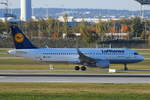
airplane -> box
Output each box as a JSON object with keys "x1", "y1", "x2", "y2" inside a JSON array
[{"x1": 8, "y1": 24, "x2": 144, "y2": 71}]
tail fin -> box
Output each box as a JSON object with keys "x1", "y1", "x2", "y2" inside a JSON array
[{"x1": 10, "y1": 25, "x2": 37, "y2": 49}]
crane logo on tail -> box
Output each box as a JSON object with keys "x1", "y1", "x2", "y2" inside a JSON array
[{"x1": 15, "y1": 33, "x2": 24, "y2": 43}]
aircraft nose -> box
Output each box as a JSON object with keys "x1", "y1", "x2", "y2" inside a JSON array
[
  {"x1": 140, "y1": 55, "x2": 144, "y2": 61},
  {"x1": 8, "y1": 50, "x2": 16, "y2": 55}
]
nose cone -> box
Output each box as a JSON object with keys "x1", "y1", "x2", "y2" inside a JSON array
[
  {"x1": 139, "y1": 55, "x2": 144, "y2": 62},
  {"x1": 8, "y1": 50, "x2": 16, "y2": 55}
]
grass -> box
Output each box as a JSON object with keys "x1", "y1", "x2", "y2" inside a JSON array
[
  {"x1": 0, "y1": 54, "x2": 14, "y2": 57},
  {"x1": 0, "y1": 64, "x2": 49, "y2": 70},
  {"x1": 0, "y1": 50, "x2": 8, "y2": 53},
  {"x1": 0, "y1": 59, "x2": 45, "y2": 65},
  {"x1": 1, "y1": 93, "x2": 150, "y2": 100},
  {"x1": 135, "y1": 50, "x2": 150, "y2": 54},
  {"x1": 0, "y1": 48, "x2": 10, "y2": 53},
  {"x1": 0, "y1": 83, "x2": 150, "y2": 100},
  {"x1": 142, "y1": 55, "x2": 150, "y2": 58}
]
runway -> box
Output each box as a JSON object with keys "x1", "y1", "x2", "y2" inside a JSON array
[{"x1": 0, "y1": 73, "x2": 150, "y2": 83}]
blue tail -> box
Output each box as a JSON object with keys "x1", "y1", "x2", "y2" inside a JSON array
[{"x1": 10, "y1": 25, "x2": 37, "y2": 49}]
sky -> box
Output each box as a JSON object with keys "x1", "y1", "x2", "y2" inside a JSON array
[{"x1": 1, "y1": 0, "x2": 150, "y2": 10}]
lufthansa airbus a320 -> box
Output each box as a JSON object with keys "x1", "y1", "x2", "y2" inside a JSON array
[{"x1": 8, "y1": 25, "x2": 144, "y2": 71}]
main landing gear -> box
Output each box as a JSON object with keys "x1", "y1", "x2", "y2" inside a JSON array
[
  {"x1": 74, "y1": 66, "x2": 87, "y2": 71},
  {"x1": 124, "y1": 64, "x2": 128, "y2": 71}
]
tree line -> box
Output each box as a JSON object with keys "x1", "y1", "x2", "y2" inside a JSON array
[{"x1": 0, "y1": 17, "x2": 150, "y2": 43}]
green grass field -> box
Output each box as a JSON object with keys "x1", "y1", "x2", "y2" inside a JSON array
[
  {"x1": 0, "y1": 83, "x2": 150, "y2": 100},
  {"x1": 2, "y1": 93, "x2": 150, "y2": 100},
  {"x1": 0, "y1": 48, "x2": 150, "y2": 73}
]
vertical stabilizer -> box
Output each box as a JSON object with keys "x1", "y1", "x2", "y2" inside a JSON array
[{"x1": 10, "y1": 25, "x2": 37, "y2": 49}]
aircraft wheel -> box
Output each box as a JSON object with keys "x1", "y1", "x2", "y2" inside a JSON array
[
  {"x1": 75, "y1": 66, "x2": 80, "y2": 71},
  {"x1": 81, "y1": 66, "x2": 87, "y2": 71}
]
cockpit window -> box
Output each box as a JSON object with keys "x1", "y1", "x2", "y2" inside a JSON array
[{"x1": 134, "y1": 52, "x2": 139, "y2": 55}]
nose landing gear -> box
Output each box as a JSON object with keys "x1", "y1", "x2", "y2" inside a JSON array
[{"x1": 124, "y1": 64, "x2": 128, "y2": 71}]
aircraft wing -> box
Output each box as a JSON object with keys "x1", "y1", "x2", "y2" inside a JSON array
[{"x1": 77, "y1": 48, "x2": 96, "y2": 64}]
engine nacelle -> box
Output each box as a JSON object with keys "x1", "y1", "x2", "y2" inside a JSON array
[{"x1": 96, "y1": 60, "x2": 110, "y2": 68}]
